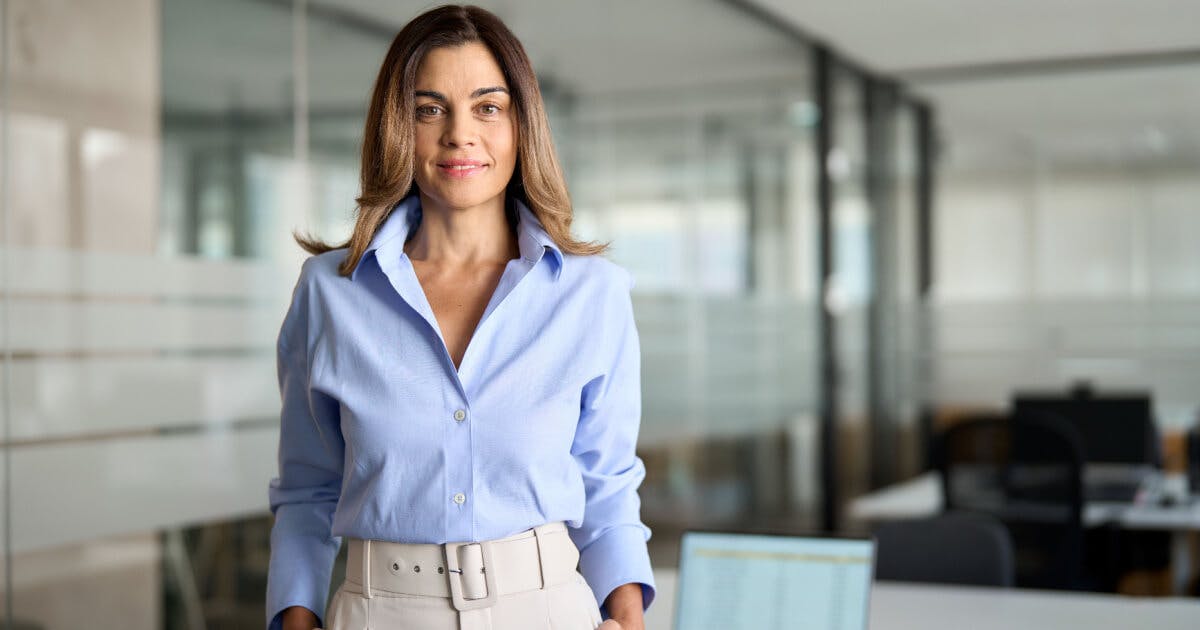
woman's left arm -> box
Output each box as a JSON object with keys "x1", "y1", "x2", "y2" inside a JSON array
[
  {"x1": 601, "y1": 583, "x2": 646, "y2": 630},
  {"x1": 568, "y1": 267, "x2": 656, "y2": 624}
]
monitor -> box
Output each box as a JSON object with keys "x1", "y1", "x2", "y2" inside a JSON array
[
  {"x1": 674, "y1": 531, "x2": 875, "y2": 630},
  {"x1": 1013, "y1": 392, "x2": 1156, "y2": 465}
]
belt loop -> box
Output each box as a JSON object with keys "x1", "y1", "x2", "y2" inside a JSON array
[
  {"x1": 361, "y1": 539, "x2": 373, "y2": 599},
  {"x1": 532, "y1": 525, "x2": 549, "y2": 589}
]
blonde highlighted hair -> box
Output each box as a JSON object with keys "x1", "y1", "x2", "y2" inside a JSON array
[{"x1": 295, "y1": 4, "x2": 607, "y2": 274}]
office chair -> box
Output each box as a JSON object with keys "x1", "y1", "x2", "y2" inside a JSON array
[
  {"x1": 874, "y1": 511, "x2": 1015, "y2": 587},
  {"x1": 1188, "y1": 421, "x2": 1200, "y2": 483},
  {"x1": 933, "y1": 411, "x2": 1087, "y2": 590}
]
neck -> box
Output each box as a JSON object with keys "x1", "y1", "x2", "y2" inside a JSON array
[{"x1": 404, "y1": 193, "x2": 518, "y2": 266}]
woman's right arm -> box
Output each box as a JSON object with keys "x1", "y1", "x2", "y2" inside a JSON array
[{"x1": 266, "y1": 260, "x2": 345, "y2": 630}]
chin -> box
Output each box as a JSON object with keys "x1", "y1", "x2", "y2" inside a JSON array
[
  {"x1": 425, "y1": 188, "x2": 506, "y2": 211},
  {"x1": 418, "y1": 177, "x2": 509, "y2": 211}
]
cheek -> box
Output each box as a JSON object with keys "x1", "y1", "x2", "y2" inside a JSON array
[
  {"x1": 497, "y1": 121, "x2": 518, "y2": 166},
  {"x1": 414, "y1": 127, "x2": 439, "y2": 162}
]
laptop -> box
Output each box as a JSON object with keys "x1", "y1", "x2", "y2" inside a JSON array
[{"x1": 674, "y1": 531, "x2": 875, "y2": 630}]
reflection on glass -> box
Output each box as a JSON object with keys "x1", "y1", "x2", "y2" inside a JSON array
[
  {"x1": 829, "y1": 64, "x2": 873, "y2": 512},
  {"x1": 306, "y1": 10, "x2": 390, "y2": 248},
  {"x1": 161, "y1": 0, "x2": 297, "y2": 260},
  {"x1": 0, "y1": 1, "x2": 934, "y2": 627},
  {"x1": 885, "y1": 103, "x2": 925, "y2": 479},
  {"x1": 560, "y1": 76, "x2": 821, "y2": 544},
  {"x1": 931, "y1": 63, "x2": 1200, "y2": 430},
  {"x1": 5, "y1": 0, "x2": 295, "y2": 628}
]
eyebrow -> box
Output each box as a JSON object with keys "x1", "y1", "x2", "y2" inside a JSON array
[{"x1": 413, "y1": 86, "x2": 510, "y2": 101}]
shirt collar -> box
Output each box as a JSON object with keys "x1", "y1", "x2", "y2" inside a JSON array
[{"x1": 350, "y1": 195, "x2": 564, "y2": 281}]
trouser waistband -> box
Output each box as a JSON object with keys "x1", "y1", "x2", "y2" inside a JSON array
[{"x1": 345, "y1": 522, "x2": 578, "y2": 612}]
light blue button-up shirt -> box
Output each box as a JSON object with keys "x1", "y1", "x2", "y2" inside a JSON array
[{"x1": 265, "y1": 195, "x2": 655, "y2": 629}]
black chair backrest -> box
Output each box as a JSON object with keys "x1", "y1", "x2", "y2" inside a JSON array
[
  {"x1": 874, "y1": 511, "x2": 1015, "y2": 587},
  {"x1": 934, "y1": 412, "x2": 1086, "y2": 590},
  {"x1": 1188, "y1": 420, "x2": 1200, "y2": 494}
]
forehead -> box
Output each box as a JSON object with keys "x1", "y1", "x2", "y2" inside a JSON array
[{"x1": 414, "y1": 42, "x2": 508, "y2": 93}]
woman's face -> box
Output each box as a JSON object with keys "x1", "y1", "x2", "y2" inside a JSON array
[{"x1": 411, "y1": 42, "x2": 518, "y2": 214}]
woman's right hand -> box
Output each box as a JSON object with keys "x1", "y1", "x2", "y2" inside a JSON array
[{"x1": 281, "y1": 605, "x2": 321, "y2": 630}]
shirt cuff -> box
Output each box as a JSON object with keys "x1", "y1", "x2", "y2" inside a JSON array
[
  {"x1": 265, "y1": 505, "x2": 340, "y2": 629},
  {"x1": 577, "y1": 525, "x2": 657, "y2": 617}
]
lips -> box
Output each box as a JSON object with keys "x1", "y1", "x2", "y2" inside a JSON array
[{"x1": 437, "y1": 158, "x2": 488, "y2": 178}]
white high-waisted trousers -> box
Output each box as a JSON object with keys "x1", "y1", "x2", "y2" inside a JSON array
[{"x1": 322, "y1": 522, "x2": 603, "y2": 630}]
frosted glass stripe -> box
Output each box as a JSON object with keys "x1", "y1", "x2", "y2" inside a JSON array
[
  {"x1": 934, "y1": 300, "x2": 1200, "y2": 325},
  {"x1": 1, "y1": 246, "x2": 299, "y2": 300},
  {"x1": 6, "y1": 355, "x2": 278, "y2": 441},
  {"x1": 634, "y1": 294, "x2": 819, "y2": 443},
  {"x1": 6, "y1": 425, "x2": 279, "y2": 554},
  {"x1": 7, "y1": 298, "x2": 283, "y2": 352}
]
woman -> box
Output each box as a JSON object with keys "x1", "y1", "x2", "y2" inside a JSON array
[{"x1": 266, "y1": 5, "x2": 654, "y2": 630}]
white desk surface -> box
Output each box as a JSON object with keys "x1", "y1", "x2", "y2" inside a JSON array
[
  {"x1": 647, "y1": 569, "x2": 1200, "y2": 630},
  {"x1": 848, "y1": 471, "x2": 1200, "y2": 531}
]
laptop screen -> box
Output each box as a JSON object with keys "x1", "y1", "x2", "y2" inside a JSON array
[{"x1": 674, "y1": 531, "x2": 875, "y2": 630}]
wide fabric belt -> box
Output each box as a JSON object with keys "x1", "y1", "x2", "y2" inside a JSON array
[{"x1": 345, "y1": 522, "x2": 579, "y2": 612}]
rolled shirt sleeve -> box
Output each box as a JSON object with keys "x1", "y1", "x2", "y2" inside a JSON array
[
  {"x1": 265, "y1": 264, "x2": 345, "y2": 630},
  {"x1": 568, "y1": 269, "x2": 656, "y2": 617}
]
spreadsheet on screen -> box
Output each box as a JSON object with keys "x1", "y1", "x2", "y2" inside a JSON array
[{"x1": 674, "y1": 532, "x2": 875, "y2": 630}]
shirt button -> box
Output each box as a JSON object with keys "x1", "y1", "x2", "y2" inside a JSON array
[
  {"x1": 453, "y1": 409, "x2": 467, "y2": 422},
  {"x1": 452, "y1": 492, "x2": 466, "y2": 505}
]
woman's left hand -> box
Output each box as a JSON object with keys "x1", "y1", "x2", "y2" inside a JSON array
[
  {"x1": 598, "y1": 618, "x2": 643, "y2": 630},
  {"x1": 601, "y1": 583, "x2": 646, "y2": 630}
]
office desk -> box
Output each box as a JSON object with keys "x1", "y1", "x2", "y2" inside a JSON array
[
  {"x1": 646, "y1": 569, "x2": 1200, "y2": 630},
  {"x1": 848, "y1": 472, "x2": 1200, "y2": 592},
  {"x1": 848, "y1": 472, "x2": 1199, "y2": 528}
]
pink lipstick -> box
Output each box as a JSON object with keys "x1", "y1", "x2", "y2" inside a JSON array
[{"x1": 437, "y1": 158, "x2": 487, "y2": 178}]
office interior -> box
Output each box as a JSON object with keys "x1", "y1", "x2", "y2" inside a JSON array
[{"x1": 1, "y1": 0, "x2": 1198, "y2": 628}]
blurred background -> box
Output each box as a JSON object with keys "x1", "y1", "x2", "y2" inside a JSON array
[{"x1": 0, "y1": 0, "x2": 1197, "y2": 628}]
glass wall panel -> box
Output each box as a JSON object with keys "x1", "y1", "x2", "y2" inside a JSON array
[
  {"x1": 2, "y1": 0, "x2": 295, "y2": 628},
  {"x1": 929, "y1": 63, "x2": 1200, "y2": 431},
  {"x1": 827, "y1": 65, "x2": 873, "y2": 516},
  {"x1": 161, "y1": 0, "x2": 298, "y2": 260},
  {"x1": 305, "y1": 6, "x2": 391, "y2": 246},
  {"x1": 885, "y1": 102, "x2": 926, "y2": 480},
  {"x1": 562, "y1": 72, "x2": 822, "y2": 550},
  {"x1": 1, "y1": 1, "x2": 932, "y2": 627},
  {"x1": 863, "y1": 85, "x2": 927, "y2": 490}
]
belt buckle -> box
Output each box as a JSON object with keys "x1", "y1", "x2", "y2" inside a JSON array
[{"x1": 444, "y1": 540, "x2": 498, "y2": 611}]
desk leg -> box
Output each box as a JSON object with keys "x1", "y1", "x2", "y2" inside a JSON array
[{"x1": 1170, "y1": 530, "x2": 1191, "y2": 595}]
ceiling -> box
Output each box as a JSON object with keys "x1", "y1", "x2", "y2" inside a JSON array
[
  {"x1": 329, "y1": 0, "x2": 812, "y2": 96},
  {"x1": 745, "y1": 0, "x2": 1200, "y2": 168},
  {"x1": 164, "y1": 0, "x2": 813, "y2": 115},
  {"x1": 163, "y1": 0, "x2": 1200, "y2": 168},
  {"x1": 744, "y1": 0, "x2": 1200, "y2": 73}
]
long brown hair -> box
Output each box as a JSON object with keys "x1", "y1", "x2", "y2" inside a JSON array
[{"x1": 295, "y1": 4, "x2": 607, "y2": 274}]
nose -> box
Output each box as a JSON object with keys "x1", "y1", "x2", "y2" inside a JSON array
[{"x1": 441, "y1": 111, "x2": 477, "y2": 148}]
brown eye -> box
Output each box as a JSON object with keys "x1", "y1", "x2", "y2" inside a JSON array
[
  {"x1": 479, "y1": 104, "x2": 500, "y2": 115},
  {"x1": 416, "y1": 104, "x2": 442, "y2": 117}
]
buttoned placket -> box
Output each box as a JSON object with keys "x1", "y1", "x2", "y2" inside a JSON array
[
  {"x1": 368, "y1": 201, "x2": 552, "y2": 543},
  {"x1": 445, "y1": 384, "x2": 474, "y2": 541}
]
